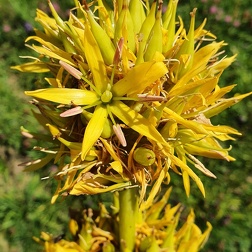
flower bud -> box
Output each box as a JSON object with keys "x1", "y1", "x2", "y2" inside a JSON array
[
  {"x1": 133, "y1": 147, "x2": 155, "y2": 166},
  {"x1": 102, "y1": 241, "x2": 116, "y2": 252}
]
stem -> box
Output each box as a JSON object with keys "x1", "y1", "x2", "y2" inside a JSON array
[{"x1": 119, "y1": 187, "x2": 138, "y2": 252}]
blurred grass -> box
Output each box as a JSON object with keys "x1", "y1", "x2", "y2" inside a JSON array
[{"x1": 0, "y1": 0, "x2": 252, "y2": 251}]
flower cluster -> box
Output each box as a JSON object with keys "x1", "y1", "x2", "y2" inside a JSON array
[
  {"x1": 34, "y1": 187, "x2": 212, "y2": 251},
  {"x1": 14, "y1": 0, "x2": 250, "y2": 205}
]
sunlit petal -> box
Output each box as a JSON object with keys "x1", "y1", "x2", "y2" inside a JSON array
[
  {"x1": 81, "y1": 105, "x2": 108, "y2": 160},
  {"x1": 84, "y1": 22, "x2": 109, "y2": 94},
  {"x1": 112, "y1": 61, "x2": 167, "y2": 97},
  {"x1": 110, "y1": 101, "x2": 167, "y2": 145},
  {"x1": 25, "y1": 88, "x2": 99, "y2": 105}
]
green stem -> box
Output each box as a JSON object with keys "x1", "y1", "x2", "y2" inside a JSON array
[{"x1": 119, "y1": 187, "x2": 138, "y2": 252}]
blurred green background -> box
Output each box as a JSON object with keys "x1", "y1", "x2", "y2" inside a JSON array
[{"x1": 0, "y1": 0, "x2": 251, "y2": 251}]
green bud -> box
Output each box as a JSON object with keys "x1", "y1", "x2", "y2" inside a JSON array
[
  {"x1": 133, "y1": 147, "x2": 155, "y2": 166},
  {"x1": 101, "y1": 90, "x2": 113, "y2": 104},
  {"x1": 101, "y1": 119, "x2": 114, "y2": 138},
  {"x1": 102, "y1": 241, "x2": 115, "y2": 252},
  {"x1": 139, "y1": 236, "x2": 152, "y2": 252}
]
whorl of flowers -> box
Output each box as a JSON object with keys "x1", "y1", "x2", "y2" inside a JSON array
[
  {"x1": 14, "y1": 0, "x2": 251, "y2": 204},
  {"x1": 34, "y1": 188, "x2": 212, "y2": 251}
]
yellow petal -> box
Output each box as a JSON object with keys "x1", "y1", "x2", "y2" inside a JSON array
[
  {"x1": 110, "y1": 101, "x2": 167, "y2": 145},
  {"x1": 84, "y1": 22, "x2": 109, "y2": 94},
  {"x1": 26, "y1": 36, "x2": 75, "y2": 65},
  {"x1": 204, "y1": 92, "x2": 252, "y2": 118},
  {"x1": 176, "y1": 9, "x2": 196, "y2": 77},
  {"x1": 81, "y1": 105, "x2": 108, "y2": 160},
  {"x1": 112, "y1": 61, "x2": 167, "y2": 97},
  {"x1": 199, "y1": 222, "x2": 212, "y2": 249},
  {"x1": 100, "y1": 138, "x2": 121, "y2": 162},
  {"x1": 163, "y1": 107, "x2": 208, "y2": 135},
  {"x1": 170, "y1": 154, "x2": 205, "y2": 197},
  {"x1": 140, "y1": 168, "x2": 167, "y2": 211},
  {"x1": 70, "y1": 180, "x2": 131, "y2": 195},
  {"x1": 145, "y1": 187, "x2": 173, "y2": 222},
  {"x1": 11, "y1": 61, "x2": 50, "y2": 73},
  {"x1": 25, "y1": 88, "x2": 99, "y2": 105},
  {"x1": 110, "y1": 161, "x2": 128, "y2": 180},
  {"x1": 172, "y1": 41, "x2": 224, "y2": 89},
  {"x1": 182, "y1": 170, "x2": 190, "y2": 197}
]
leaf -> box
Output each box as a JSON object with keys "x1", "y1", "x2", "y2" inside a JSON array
[{"x1": 25, "y1": 88, "x2": 99, "y2": 105}]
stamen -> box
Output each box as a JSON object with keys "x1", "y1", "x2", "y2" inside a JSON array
[
  {"x1": 113, "y1": 124, "x2": 127, "y2": 147},
  {"x1": 137, "y1": 94, "x2": 168, "y2": 102},
  {"x1": 60, "y1": 106, "x2": 83, "y2": 117},
  {"x1": 113, "y1": 37, "x2": 124, "y2": 65},
  {"x1": 59, "y1": 60, "x2": 83, "y2": 79}
]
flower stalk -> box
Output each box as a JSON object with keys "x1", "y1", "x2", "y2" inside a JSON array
[{"x1": 119, "y1": 187, "x2": 138, "y2": 252}]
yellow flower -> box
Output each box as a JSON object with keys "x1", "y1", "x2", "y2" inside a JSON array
[
  {"x1": 35, "y1": 187, "x2": 211, "y2": 251},
  {"x1": 33, "y1": 232, "x2": 85, "y2": 252},
  {"x1": 14, "y1": 0, "x2": 251, "y2": 200}
]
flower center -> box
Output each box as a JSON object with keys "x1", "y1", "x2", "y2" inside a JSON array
[{"x1": 101, "y1": 90, "x2": 113, "y2": 104}]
